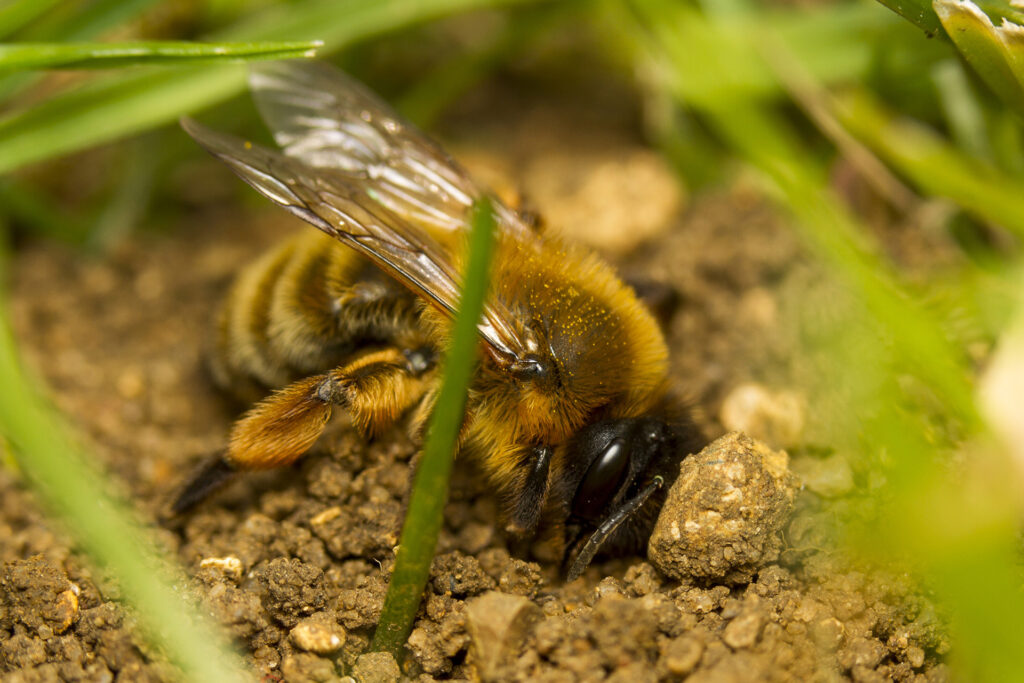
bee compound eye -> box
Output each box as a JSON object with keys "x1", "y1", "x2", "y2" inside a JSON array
[{"x1": 572, "y1": 438, "x2": 631, "y2": 521}]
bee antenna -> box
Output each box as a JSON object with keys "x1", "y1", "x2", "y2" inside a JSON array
[{"x1": 565, "y1": 475, "x2": 664, "y2": 581}]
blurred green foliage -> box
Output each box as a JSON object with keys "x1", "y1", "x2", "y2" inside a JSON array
[{"x1": 1, "y1": 0, "x2": 1024, "y2": 680}]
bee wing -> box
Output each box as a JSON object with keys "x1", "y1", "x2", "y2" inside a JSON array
[
  {"x1": 181, "y1": 117, "x2": 533, "y2": 366},
  {"x1": 247, "y1": 61, "x2": 533, "y2": 240}
]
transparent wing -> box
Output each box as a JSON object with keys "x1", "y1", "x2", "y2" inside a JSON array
[
  {"x1": 248, "y1": 61, "x2": 532, "y2": 240},
  {"x1": 181, "y1": 117, "x2": 534, "y2": 367}
]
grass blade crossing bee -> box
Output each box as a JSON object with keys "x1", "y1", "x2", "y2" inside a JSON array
[{"x1": 175, "y1": 61, "x2": 703, "y2": 579}]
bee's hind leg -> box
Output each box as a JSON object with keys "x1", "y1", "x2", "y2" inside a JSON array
[{"x1": 171, "y1": 346, "x2": 434, "y2": 514}]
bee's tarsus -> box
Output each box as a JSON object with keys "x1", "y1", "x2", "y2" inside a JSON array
[{"x1": 170, "y1": 455, "x2": 237, "y2": 515}]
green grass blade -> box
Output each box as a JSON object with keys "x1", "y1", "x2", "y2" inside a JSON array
[
  {"x1": 0, "y1": 0, "x2": 162, "y2": 105},
  {"x1": 0, "y1": 257, "x2": 251, "y2": 682},
  {"x1": 835, "y1": 87, "x2": 1024, "y2": 238},
  {"x1": 0, "y1": 40, "x2": 322, "y2": 71},
  {"x1": 372, "y1": 198, "x2": 496, "y2": 659},
  {"x1": 0, "y1": 0, "x2": 62, "y2": 39},
  {"x1": 873, "y1": 0, "x2": 944, "y2": 34},
  {"x1": 0, "y1": 0, "x2": 533, "y2": 174}
]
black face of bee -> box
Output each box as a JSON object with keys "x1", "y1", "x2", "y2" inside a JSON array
[
  {"x1": 569, "y1": 418, "x2": 676, "y2": 520},
  {"x1": 562, "y1": 416, "x2": 700, "y2": 580}
]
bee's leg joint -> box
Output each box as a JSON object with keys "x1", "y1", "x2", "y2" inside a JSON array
[{"x1": 316, "y1": 374, "x2": 348, "y2": 404}]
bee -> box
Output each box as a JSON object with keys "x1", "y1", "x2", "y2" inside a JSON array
[{"x1": 175, "y1": 61, "x2": 703, "y2": 579}]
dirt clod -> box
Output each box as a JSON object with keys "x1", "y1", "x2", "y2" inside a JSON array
[
  {"x1": 350, "y1": 651, "x2": 400, "y2": 683},
  {"x1": 1, "y1": 557, "x2": 79, "y2": 636},
  {"x1": 255, "y1": 558, "x2": 327, "y2": 628},
  {"x1": 281, "y1": 652, "x2": 337, "y2": 682},
  {"x1": 648, "y1": 432, "x2": 799, "y2": 583}
]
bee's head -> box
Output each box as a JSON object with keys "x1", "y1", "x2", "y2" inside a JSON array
[{"x1": 560, "y1": 415, "x2": 702, "y2": 580}]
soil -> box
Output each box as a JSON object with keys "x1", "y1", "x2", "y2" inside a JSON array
[{"x1": 0, "y1": 77, "x2": 952, "y2": 682}]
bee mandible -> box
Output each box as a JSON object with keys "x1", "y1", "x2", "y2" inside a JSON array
[{"x1": 175, "y1": 62, "x2": 703, "y2": 579}]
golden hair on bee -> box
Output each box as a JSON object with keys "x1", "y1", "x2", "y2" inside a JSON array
[{"x1": 174, "y1": 61, "x2": 703, "y2": 579}]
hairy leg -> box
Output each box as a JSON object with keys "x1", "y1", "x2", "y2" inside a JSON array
[{"x1": 172, "y1": 346, "x2": 434, "y2": 513}]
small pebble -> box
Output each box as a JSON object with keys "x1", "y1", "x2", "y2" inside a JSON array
[
  {"x1": 466, "y1": 591, "x2": 542, "y2": 681},
  {"x1": 792, "y1": 453, "x2": 854, "y2": 497},
  {"x1": 811, "y1": 617, "x2": 845, "y2": 652},
  {"x1": 290, "y1": 619, "x2": 345, "y2": 655},
  {"x1": 115, "y1": 368, "x2": 146, "y2": 399},
  {"x1": 840, "y1": 637, "x2": 886, "y2": 670},
  {"x1": 53, "y1": 588, "x2": 79, "y2": 634},
  {"x1": 723, "y1": 609, "x2": 765, "y2": 649},
  {"x1": 662, "y1": 634, "x2": 703, "y2": 676},
  {"x1": 524, "y1": 148, "x2": 684, "y2": 253},
  {"x1": 199, "y1": 556, "x2": 243, "y2": 581},
  {"x1": 720, "y1": 383, "x2": 805, "y2": 446}
]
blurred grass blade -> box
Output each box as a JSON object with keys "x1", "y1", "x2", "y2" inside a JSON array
[
  {"x1": 0, "y1": 265, "x2": 250, "y2": 682},
  {"x1": 89, "y1": 132, "x2": 162, "y2": 250},
  {"x1": 633, "y1": 2, "x2": 980, "y2": 437},
  {"x1": 372, "y1": 199, "x2": 496, "y2": 659},
  {"x1": 621, "y1": 2, "x2": 896, "y2": 107},
  {"x1": 835, "y1": 88, "x2": 1024, "y2": 238},
  {"x1": 399, "y1": 1, "x2": 578, "y2": 126},
  {"x1": 0, "y1": 40, "x2": 322, "y2": 71},
  {"x1": 931, "y1": 59, "x2": 993, "y2": 162},
  {"x1": 0, "y1": 178, "x2": 87, "y2": 241},
  {"x1": 625, "y1": 5, "x2": 1024, "y2": 678},
  {"x1": 20, "y1": 0, "x2": 158, "y2": 41},
  {"x1": 0, "y1": 0, "x2": 62, "y2": 39},
  {"x1": 0, "y1": 65, "x2": 248, "y2": 175},
  {"x1": 0, "y1": 0, "x2": 532, "y2": 174},
  {"x1": 759, "y1": 31, "x2": 917, "y2": 212},
  {"x1": 934, "y1": 0, "x2": 1024, "y2": 115}
]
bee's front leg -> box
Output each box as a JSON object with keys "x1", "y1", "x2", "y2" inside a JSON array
[
  {"x1": 504, "y1": 444, "x2": 554, "y2": 538},
  {"x1": 171, "y1": 347, "x2": 434, "y2": 514}
]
